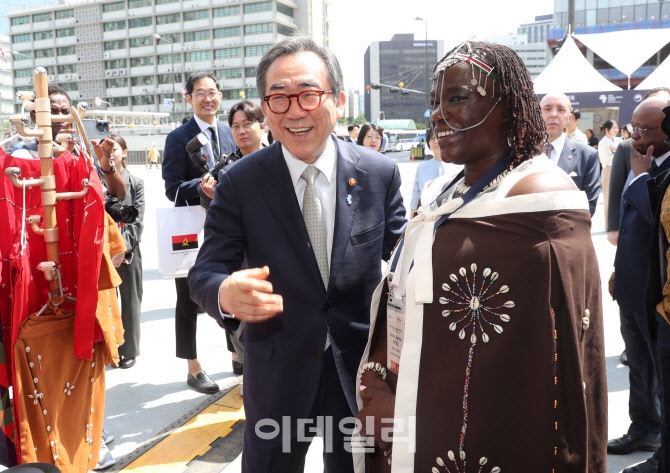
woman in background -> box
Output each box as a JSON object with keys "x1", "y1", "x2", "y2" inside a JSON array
[
  {"x1": 586, "y1": 128, "x2": 599, "y2": 149},
  {"x1": 599, "y1": 119, "x2": 621, "y2": 229},
  {"x1": 109, "y1": 134, "x2": 145, "y2": 370},
  {"x1": 357, "y1": 123, "x2": 385, "y2": 152},
  {"x1": 409, "y1": 127, "x2": 461, "y2": 217}
]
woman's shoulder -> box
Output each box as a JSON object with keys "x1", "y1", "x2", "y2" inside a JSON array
[{"x1": 501, "y1": 156, "x2": 576, "y2": 197}]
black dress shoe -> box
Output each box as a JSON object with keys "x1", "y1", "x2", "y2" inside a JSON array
[
  {"x1": 607, "y1": 434, "x2": 660, "y2": 454},
  {"x1": 232, "y1": 360, "x2": 244, "y2": 375},
  {"x1": 622, "y1": 456, "x2": 659, "y2": 473},
  {"x1": 119, "y1": 358, "x2": 136, "y2": 369},
  {"x1": 187, "y1": 371, "x2": 219, "y2": 394},
  {"x1": 620, "y1": 350, "x2": 629, "y2": 366}
]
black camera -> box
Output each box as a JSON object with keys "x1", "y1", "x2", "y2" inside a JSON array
[
  {"x1": 105, "y1": 196, "x2": 138, "y2": 224},
  {"x1": 186, "y1": 131, "x2": 235, "y2": 181},
  {"x1": 187, "y1": 132, "x2": 211, "y2": 176}
]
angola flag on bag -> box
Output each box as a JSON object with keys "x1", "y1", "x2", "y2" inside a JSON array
[
  {"x1": 156, "y1": 204, "x2": 206, "y2": 278},
  {"x1": 172, "y1": 234, "x2": 199, "y2": 251}
]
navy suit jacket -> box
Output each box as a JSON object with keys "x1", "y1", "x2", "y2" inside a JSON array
[
  {"x1": 556, "y1": 136, "x2": 601, "y2": 216},
  {"x1": 162, "y1": 117, "x2": 235, "y2": 206},
  {"x1": 188, "y1": 137, "x2": 406, "y2": 427},
  {"x1": 614, "y1": 158, "x2": 670, "y2": 314},
  {"x1": 607, "y1": 140, "x2": 632, "y2": 232}
]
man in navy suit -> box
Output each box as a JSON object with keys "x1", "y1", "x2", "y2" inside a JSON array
[
  {"x1": 609, "y1": 96, "x2": 670, "y2": 473},
  {"x1": 540, "y1": 92, "x2": 601, "y2": 216},
  {"x1": 162, "y1": 71, "x2": 235, "y2": 394},
  {"x1": 188, "y1": 36, "x2": 406, "y2": 472}
]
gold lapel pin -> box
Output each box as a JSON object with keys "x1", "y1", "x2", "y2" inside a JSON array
[{"x1": 348, "y1": 178, "x2": 357, "y2": 186}]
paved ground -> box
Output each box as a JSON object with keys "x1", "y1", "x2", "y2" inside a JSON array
[{"x1": 101, "y1": 156, "x2": 650, "y2": 473}]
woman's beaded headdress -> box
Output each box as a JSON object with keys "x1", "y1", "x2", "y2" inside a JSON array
[{"x1": 434, "y1": 42, "x2": 499, "y2": 98}]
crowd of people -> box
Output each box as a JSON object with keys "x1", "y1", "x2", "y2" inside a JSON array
[{"x1": 3, "y1": 32, "x2": 670, "y2": 473}]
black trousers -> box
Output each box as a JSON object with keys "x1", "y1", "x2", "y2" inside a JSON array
[
  {"x1": 241, "y1": 348, "x2": 355, "y2": 473},
  {"x1": 174, "y1": 276, "x2": 199, "y2": 359},
  {"x1": 117, "y1": 248, "x2": 143, "y2": 359},
  {"x1": 620, "y1": 308, "x2": 662, "y2": 441}
]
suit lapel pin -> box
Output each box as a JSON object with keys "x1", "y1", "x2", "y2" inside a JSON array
[
  {"x1": 346, "y1": 194, "x2": 352, "y2": 205},
  {"x1": 348, "y1": 178, "x2": 357, "y2": 187},
  {"x1": 568, "y1": 155, "x2": 573, "y2": 160}
]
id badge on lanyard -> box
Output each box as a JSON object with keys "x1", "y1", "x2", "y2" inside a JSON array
[
  {"x1": 384, "y1": 157, "x2": 508, "y2": 377},
  {"x1": 386, "y1": 292, "x2": 405, "y2": 375}
]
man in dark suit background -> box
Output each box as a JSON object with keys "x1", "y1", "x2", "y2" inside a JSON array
[
  {"x1": 161, "y1": 71, "x2": 235, "y2": 394},
  {"x1": 608, "y1": 88, "x2": 670, "y2": 247},
  {"x1": 540, "y1": 92, "x2": 601, "y2": 216},
  {"x1": 346, "y1": 124, "x2": 359, "y2": 143},
  {"x1": 608, "y1": 96, "x2": 670, "y2": 473},
  {"x1": 188, "y1": 36, "x2": 406, "y2": 472}
]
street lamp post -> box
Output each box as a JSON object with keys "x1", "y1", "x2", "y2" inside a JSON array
[
  {"x1": 153, "y1": 33, "x2": 176, "y2": 120},
  {"x1": 94, "y1": 97, "x2": 112, "y2": 124},
  {"x1": 415, "y1": 17, "x2": 429, "y2": 125}
]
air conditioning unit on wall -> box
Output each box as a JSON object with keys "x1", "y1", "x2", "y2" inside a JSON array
[
  {"x1": 103, "y1": 52, "x2": 110, "y2": 59},
  {"x1": 119, "y1": 70, "x2": 126, "y2": 76},
  {"x1": 105, "y1": 70, "x2": 113, "y2": 77}
]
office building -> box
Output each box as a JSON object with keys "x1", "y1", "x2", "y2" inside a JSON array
[
  {"x1": 347, "y1": 89, "x2": 360, "y2": 119},
  {"x1": 486, "y1": 14, "x2": 553, "y2": 80},
  {"x1": 364, "y1": 33, "x2": 443, "y2": 126},
  {"x1": 0, "y1": 35, "x2": 13, "y2": 116},
  {"x1": 8, "y1": 0, "x2": 328, "y2": 120}
]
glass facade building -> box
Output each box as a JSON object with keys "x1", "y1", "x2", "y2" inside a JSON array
[{"x1": 364, "y1": 34, "x2": 443, "y2": 126}]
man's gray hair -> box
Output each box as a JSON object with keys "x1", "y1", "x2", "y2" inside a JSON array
[{"x1": 256, "y1": 35, "x2": 344, "y2": 102}]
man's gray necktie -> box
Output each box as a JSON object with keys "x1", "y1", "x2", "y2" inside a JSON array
[
  {"x1": 208, "y1": 125, "x2": 219, "y2": 167},
  {"x1": 301, "y1": 165, "x2": 329, "y2": 288},
  {"x1": 543, "y1": 141, "x2": 554, "y2": 161}
]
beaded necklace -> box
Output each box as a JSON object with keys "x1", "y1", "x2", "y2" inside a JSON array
[{"x1": 454, "y1": 168, "x2": 511, "y2": 197}]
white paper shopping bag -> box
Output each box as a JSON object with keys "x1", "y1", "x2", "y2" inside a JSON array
[{"x1": 155, "y1": 204, "x2": 206, "y2": 278}]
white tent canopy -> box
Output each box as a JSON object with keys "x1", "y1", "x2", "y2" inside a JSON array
[
  {"x1": 533, "y1": 36, "x2": 622, "y2": 94},
  {"x1": 636, "y1": 52, "x2": 670, "y2": 90},
  {"x1": 574, "y1": 29, "x2": 670, "y2": 77}
]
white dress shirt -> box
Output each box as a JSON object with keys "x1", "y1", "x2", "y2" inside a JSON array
[{"x1": 546, "y1": 133, "x2": 566, "y2": 165}]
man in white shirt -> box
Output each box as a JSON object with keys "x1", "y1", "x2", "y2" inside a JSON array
[
  {"x1": 567, "y1": 109, "x2": 589, "y2": 145},
  {"x1": 540, "y1": 92, "x2": 601, "y2": 216}
]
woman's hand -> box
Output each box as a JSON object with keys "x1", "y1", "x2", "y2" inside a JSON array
[
  {"x1": 92, "y1": 138, "x2": 115, "y2": 171},
  {"x1": 357, "y1": 379, "x2": 395, "y2": 449},
  {"x1": 111, "y1": 252, "x2": 125, "y2": 268}
]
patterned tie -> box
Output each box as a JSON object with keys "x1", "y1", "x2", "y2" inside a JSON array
[
  {"x1": 208, "y1": 126, "x2": 219, "y2": 167},
  {"x1": 301, "y1": 165, "x2": 329, "y2": 288},
  {"x1": 543, "y1": 142, "x2": 554, "y2": 161}
]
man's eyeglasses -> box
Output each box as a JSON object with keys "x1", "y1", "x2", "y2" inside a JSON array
[
  {"x1": 632, "y1": 125, "x2": 662, "y2": 136},
  {"x1": 231, "y1": 121, "x2": 257, "y2": 133},
  {"x1": 189, "y1": 91, "x2": 221, "y2": 100},
  {"x1": 263, "y1": 89, "x2": 333, "y2": 114}
]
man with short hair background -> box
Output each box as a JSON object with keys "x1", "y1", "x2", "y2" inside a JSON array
[
  {"x1": 540, "y1": 92, "x2": 601, "y2": 216},
  {"x1": 347, "y1": 124, "x2": 359, "y2": 143},
  {"x1": 609, "y1": 96, "x2": 670, "y2": 473},
  {"x1": 567, "y1": 109, "x2": 588, "y2": 145},
  {"x1": 161, "y1": 71, "x2": 235, "y2": 395},
  {"x1": 188, "y1": 36, "x2": 406, "y2": 472}
]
